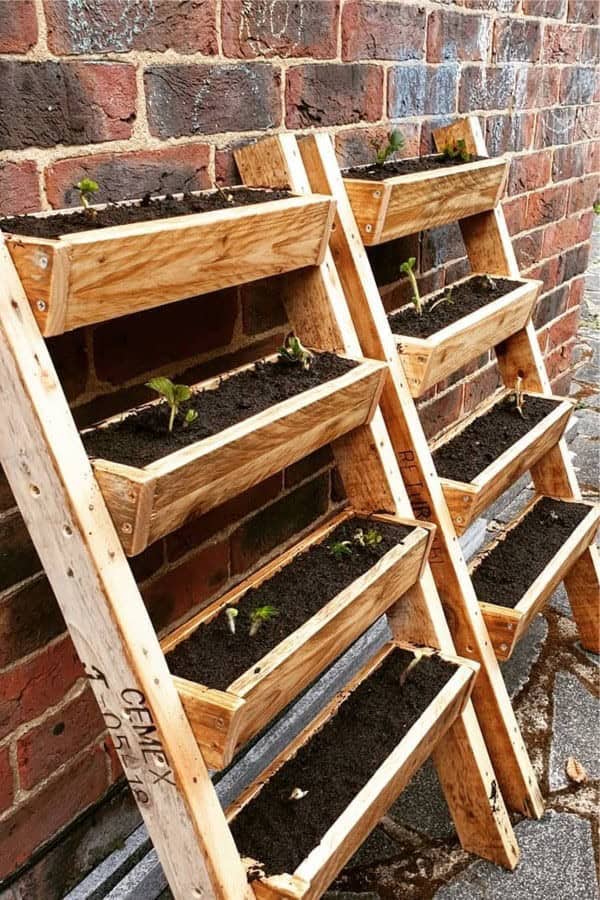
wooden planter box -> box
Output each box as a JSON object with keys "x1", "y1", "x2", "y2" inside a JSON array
[
  {"x1": 471, "y1": 498, "x2": 600, "y2": 660},
  {"x1": 433, "y1": 390, "x2": 574, "y2": 535},
  {"x1": 227, "y1": 642, "x2": 477, "y2": 899},
  {"x1": 2, "y1": 192, "x2": 335, "y2": 336},
  {"x1": 87, "y1": 353, "x2": 387, "y2": 556},
  {"x1": 343, "y1": 156, "x2": 507, "y2": 245},
  {"x1": 389, "y1": 276, "x2": 541, "y2": 398},
  {"x1": 162, "y1": 512, "x2": 434, "y2": 770}
]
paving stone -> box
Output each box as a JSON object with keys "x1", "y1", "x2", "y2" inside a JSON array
[
  {"x1": 345, "y1": 826, "x2": 402, "y2": 869},
  {"x1": 387, "y1": 758, "x2": 454, "y2": 840},
  {"x1": 434, "y1": 811, "x2": 599, "y2": 899},
  {"x1": 325, "y1": 893, "x2": 380, "y2": 899},
  {"x1": 576, "y1": 642, "x2": 600, "y2": 667},
  {"x1": 501, "y1": 614, "x2": 548, "y2": 698},
  {"x1": 570, "y1": 435, "x2": 600, "y2": 492},
  {"x1": 550, "y1": 582, "x2": 571, "y2": 616},
  {"x1": 549, "y1": 671, "x2": 600, "y2": 790}
]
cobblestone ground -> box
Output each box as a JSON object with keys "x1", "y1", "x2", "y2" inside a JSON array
[{"x1": 327, "y1": 226, "x2": 600, "y2": 900}]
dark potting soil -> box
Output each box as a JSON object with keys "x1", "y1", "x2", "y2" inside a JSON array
[
  {"x1": 387, "y1": 275, "x2": 520, "y2": 339},
  {"x1": 230, "y1": 649, "x2": 456, "y2": 875},
  {"x1": 343, "y1": 154, "x2": 485, "y2": 181},
  {"x1": 167, "y1": 516, "x2": 412, "y2": 691},
  {"x1": 433, "y1": 396, "x2": 561, "y2": 483},
  {"x1": 82, "y1": 352, "x2": 357, "y2": 468},
  {"x1": 472, "y1": 497, "x2": 591, "y2": 608},
  {"x1": 0, "y1": 188, "x2": 291, "y2": 239}
]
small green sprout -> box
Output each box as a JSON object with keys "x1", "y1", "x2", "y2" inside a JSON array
[
  {"x1": 249, "y1": 605, "x2": 279, "y2": 637},
  {"x1": 430, "y1": 285, "x2": 454, "y2": 313},
  {"x1": 145, "y1": 376, "x2": 193, "y2": 433},
  {"x1": 353, "y1": 528, "x2": 383, "y2": 550},
  {"x1": 441, "y1": 139, "x2": 473, "y2": 163},
  {"x1": 278, "y1": 333, "x2": 314, "y2": 371},
  {"x1": 329, "y1": 540, "x2": 353, "y2": 561},
  {"x1": 75, "y1": 178, "x2": 99, "y2": 213},
  {"x1": 593, "y1": 201, "x2": 600, "y2": 215},
  {"x1": 513, "y1": 375, "x2": 526, "y2": 419},
  {"x1": 372, "y1": 128, "x2": 405, "y2": 165},
  {"x1": 399, "y1": 257, "x2": 422, "y2": 316},
  {"x1": 184, "y1": 409, "x2": 198, "y2": 427},
  {"x1": 225, "y1": 607, "x2": 238, "y2": 635}
]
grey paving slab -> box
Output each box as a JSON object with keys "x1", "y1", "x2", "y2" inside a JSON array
[
  {"x1": 501, "y1": 614, "x2": 548, "y2": 699},
  {"x1": 433, "y1": 811, "x2": 599, "y2": 900},
  {"x1": 549, "y1": 671, "x2": 600, "y2": 791},
  {"x1": 387, "y1": 758, "x2": 454, "y2": 840},
  {"x1": 550, "y1": 582, "x2": 571, "y2": 616}
]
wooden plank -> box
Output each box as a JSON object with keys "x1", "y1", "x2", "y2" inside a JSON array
[
  {"x1": 5, "y1": 194, "x2": 335, "y2": 336},
  {"x1": 343, "y1": 157, "x2": 507, "y2": 244},
  {"x1": 88, "y1": 356, "x2": 387, "y2": 555},
  {"x1": 174, "y1": 679, "x2": 247, "y2": 772},
  {"x1": 0, "y1": 241, "x2": 252, "y2": 900}
]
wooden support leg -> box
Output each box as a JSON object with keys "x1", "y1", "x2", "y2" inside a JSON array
[{"x1": 236, "y1": 134, "x2": 521, "y2": 869}]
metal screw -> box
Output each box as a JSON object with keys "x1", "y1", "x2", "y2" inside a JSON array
[
  {"x1": 36, "y1": 299, "x2": 47, "y2": 312},
  {"x1": 365, "y1": 224, "x2": 373, "y2": 233},
  {"x1": 38, "y1": 255, "x2": 49, "y2": 270},
  {"x1": 122, "y1": 523, "x2": 133, "y2": 535},
  {"x1": 500, "y1": 643, "x2": 508, "y2": 653},
  {"x1": 373, "y1": 190, "x2": 381, "y2": 198}
]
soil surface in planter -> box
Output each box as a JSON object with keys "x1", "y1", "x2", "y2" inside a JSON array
[
  {"x1": 433, "y1": 396, "x2": 561, "y2": 483},
  {"x1": 343, "y1": 154, "x2": 486, "y2": 181},
  {"x1": 0, "y1": 188, "x2": 291, "y2": 239},
  {"x1": 388, "y1": 275, "x2": 520, "y2": 339},
  {"x1": 167, "y1": 516, "x2": 412, "y2": 691},
  {"x1": 231, "y1": 649, "x2": 456, "y2": 875},
  {"x1": 472, "y1": 498, "x2": 591, "y2": 608},
  {"x1": 83, "y1": 352, "x2": 357, "y2": 468}
]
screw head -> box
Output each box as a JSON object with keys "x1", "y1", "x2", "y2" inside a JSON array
[
  {"x1": 36, "y1": 299, "x2": 47, "y2": 312},
  {"x1": 121, "y1": 522, "x2": 133, "y2": 535},
  {"x1": 373, "y1": 190, "x2": 381, "y2": 198},
  {"x1": 38, "y1": 255, "x2": 49, "y2": 270},
  {"x1": 365, "y1": 224, "x2": 373, "y2": 233}
]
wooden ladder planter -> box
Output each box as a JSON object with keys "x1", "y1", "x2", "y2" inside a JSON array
[
  {"x1": 2, "y1": 190, "x2": 335, "y2": 335},
  {"x1": 343, "y1": 156, "x2": 507, "y2": 244},
  {"x1": 228, "y1": 643, "x2": 478, "y2": 900},
  {"x1": 85, "y1": 353, "x2": 387, "y2": 556},
  {"x1": 471, "y1": 497, "x2": 600, "y2": 660},
  {"x1": 161, "y1": 510, "x2": 433, "y2": 769},
  {"x1": 432, "y1": 389, "x2": 574, "y2": 535},
  {"x1": 388, "y1": 276, "x2": 541, "y2": 398}
]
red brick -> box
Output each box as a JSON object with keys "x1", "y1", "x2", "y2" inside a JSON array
[
  {"x1": 0, "y1": 744, "x2": 109, "y2": 882},
  {"x1": 493, "y1": 17, "x2": 542, "y2": 61},
  {"x1": 526, "y1": 185, "x2": 569, "y2": 229},
  {"x1": 335, "y1": 123, "x2": 420, "y2": 168},
  {"x1": 145, "y1": 63, "x2": 281, "y2": 137},
  {"x1": 427, "y1": 8, "x2": 491, "y2": 62},
  {"x1": 93, "y1": 288, "x2": 238, "y2": 385},
  {"x1": 143, "y1": 540, "x2": 229, "y2": 633},
  {"x1": 568, "y1": 276, "x2": 586, "y2": 308},
  {"x1": 462, "y1": 364, "x2": 502, "y2": 415},
  {"x1": 223, "y1": 0, "x2": 338, "y2": 59},
  {"x1": 342, "y1": 1, "x2": 426, "y2": 61},
  {"x1": 0, "y1": 466, "x2": 15, "y2": 513},
  {"x1": 44, "y1": 0, "x2": 217, "y2": 54},
  {"x1": 534, "y1": 107, "x2": 577, "y2": 148},
  {"x1": 543, "y1": 24, "x2": 584, "y2": 61},
  {"x1": 485, "y1": 112, "x2": 535, "y2": 155},
  {"x1": 550, "y1": 370, "x2": 572, "y2": 397},
  {"x1": 543, "y1": 308, "x2": 581, "y2": 352},
  {"x1": 459, "y1": 66, "x2": 516, "y2": 112},
  {"x1": 533, "y1": 284, "x2": 570, "y2": 328},
  {"x1": 0, "y1": 0, "x2": 37, "y2": 52},
  {"x1": 0, "y1": 509, "x2": 41, "y2": 593},
  {"x1": 542, "y1": 215, "x2": 580, "y2": 257},
  {"x1": 514, "y1": 66, "x2": 560, "y2": 109},
  {"x1": 568, "y1": 174, "x2": 599, "y2": 215},
  {"x1": 581, "y1": 27, "x2": 600, "y2": 63},
  {"x1": 367, "y1": 235, "x2": 420, "y2": 289},
  {"x1": 47, "y1": 329, "x2": 89, "y2": 402},
  {"x1": 503, "y1": 195, "x2": 528, "y2": 235},
  {"x1": 562, "y1": 242, "x2": 590, "y2": 281},
  {"x1": 513, "y1": 230, "x2": 544, "y2": 270},
  {"x1": 552, "y1": 144, "x2": 587, "y2": 182},
  {"x1": 45, "y1": 146, "x2": 211, "y2": 209},
  {"x1": 0, "y1": 637, "x2": 83, "y2": 741},
  {"x1": 522, "y1": 0, "x2": 566, "y2": 15},
  {"x1": 574, "y1": 106, "x2": 600, "y2": 143},
  {"x1": 285, "y1": 446, "x2": 334, "y2": 489},
  {"x1": 418, "y1": 384, "x2": 464, "y2": 440},
  {"x1": 529, "y1": 254, "x2": 565, "y2": 292},
  {"x1": 560, "y1": 66, "x2": 597, "y2": 105},
  {"x1": 0, "y1": 576, "x2": 65, "y2": 670},
  {"x1": 390, "y1": 64, "x2": 458, "y2": 118},
  {"x1": 576, "y1": 210, "x2": 594, "y2": 243},
  {"x1": 0, "y1": 745, "x2": 13, "y2": 814},
  {"x1": 589, "y1": 141, "x2": 600, "y2": 173},
  {"x1": 241, "y1": 278, "x2": 287, "y2": 335},
  {"x1": 508, "y1": 151, "x2": 552, "y2": 196},
  {"x1": 0, "y1": 161, "x2": 41, "y2": 216},
  {"x1": 567, "y1": 0, "x2": 598, "y2": 23},
  {"x1": 286, "y1": 64, "x2": 383, "y2": 128},
  {"x1": 421, "y1": 224, "x2": 465, "y2": 271},
  {"x1": 545, "y1": 339, "x2": 576, "y2": 379}
]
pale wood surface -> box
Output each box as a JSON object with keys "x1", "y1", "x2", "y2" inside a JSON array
[{"x1": 0, "y1": 242, "x2": 252, "y2": 900}]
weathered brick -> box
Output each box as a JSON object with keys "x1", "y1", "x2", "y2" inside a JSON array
[
  {"x1": 533, "y1": 284, "x2": 570, "y2": 328},
  {"x1": 17, "y1": 688, "x2": 105, "y2": 791},
  {"x1": 535, "y1": 107, "x2": 577, "y2": 147},
  {"x1": 241, "y1": 278, "x2": 287, "y2": 335},
  {"x1": 543, "y1": 24, "x2": 584, "y2": 62},
  {"x1": 462, "y1": 363, "x2": 502, "y2": 415},
  {"x1": 421, "y1": 224, "x2": 466, "y2": 271},
  {"x1": 389, "y1": 64, "x2": 458, "y2": 118},
  {"x1": 485, "y1": 112, "x2": 535, "y2": 155},
  {"x1": 145, "y1": 63, "x2": 281, "y2": 137},
  {"x1": 0, "y1": 61, "x2": 136, "y2": 151},
  {"x1": 541, "y1": 215, "x2": 580, "y2": 258},
  {"x1": 567, "y1": 0, "x2": 598, "y2": 23},
  {"x1": 0, "y1": 745, "x2": 13, "y2": 815},
  {"x1": 0, "y1": 466, "x2": 15, "y2": 513},
  {"x1": 45, "y1": 146, "x2": 211, "y2": 209},
  {"x1": 366, "y1": 235, "x2": 420, "y2": 288},
  {"x1": 93, "y1": 288, "x2": 238, "y2": 385},
  {"x1": 493, "y1": 17, "x2": 542, "y2": 61},
  {"x1": 514, "y1": 66, "x2": 560, "y2": 109},
  {"x1": 522, "y1": 0, "x2": 566, "y2": 15},
  {"x1": 230, "y1": 473, "x2": 330, "y2": 574},
  {"x1": 543, "y1": 308, "x2": 581, "y2": 352},
  {"x1": 223, "y1": 0, "x2": 338, "y2": 59},
  {"x1": 0, "y1": 576, "x2": 65, "y2": 670},
  {"x1": 552, "y1": 143, "x2": 587, "y2": 182},
  {"x1": 513, "y1": 230, "x2": 544, "y2": 270},
  {"x1": 0, "y1": 637, "x2": 82, "y2": 742},
  {"x1": 508, "y1": 151, "x2": 552, "y2": 196},
  {"x1": 458, "y1": 66, "x2": 515, "y2": 112},
  {"x1": 589, "y1": 141, "x2": 600, "y2": 173},
  {"x1": 285, "y1": 446, "x2": 334, "y2": 489},
  {"x1": 286, "y1": 64, "x2": 383, "y2": 128},
  {"x1": 418, "y1": 384, "x2": 464, "y2": 440},
  {"x1": 581, "y1": 27, "x2": 600, "y2": 63},
  {"x1": 568, "y1": 275, "x2": 586, "y2": 308},
  {"x1": 0, "y1": 744, "x2": 109, "y2": 882},
  {"x1": 0, "y1": 510, "x2": 41, "y2": 593},
  {"x1": 47, "y1": 330, "x2": 88, "y2": 402},
  {"x1": 568, "y1": 175, "x2": 599, "y2": 214},
  {"x1": 574, "y1": 105, "x2": 600, "y2": 142},
  {"x1": 562, "y1": 242, "x2": 590, "y2": 280},
  {"x1": 463, "y1": 0, "x2": 519, "y2": 9},
  {"x1": 560, "y1": 66, "x2": 597, "y2": 106},
  {"x1": 342, "y1": 1, "x2": 426, "y2": 61},
  {"x1": 545, "y1": 339, "x2": 575, "y2": 379},
  {"x1": 526, "y1": 185, "x2": 569, "y2": 229},
  {"x1": 129, "y1": 541, "x2": 164, "y2": 583},
  {"x1": 530, "y1": 254, "x2": 565, "y2": 292},
  {"x1": 503, "y1": 195, "x2": 528, "y2": 235},
  {"x1": 44, "y1": 0, "x2": 217, "y2": 54},
  {"x1": 0, "y1": 0, "x2": 37, "y2": 52},
  {"x1": 0, "y1": 161, "x2": 41, "y2": 216},
  {"x1": 427, "y1": 8, "x2": 491, "y2": 62},
  {"x1": 335, "y1": 123, "x2": 421, "y2": 168},
  {"x1": 143, "y1": 540, "x2": 229, "y2": 633},
  {"x1": 576, "y1": 210, "x2": 594, "y2": 243}
]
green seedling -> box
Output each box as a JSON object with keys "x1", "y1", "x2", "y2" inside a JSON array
[
  {"x1": 430, "y1": 285, "x2": 454, "y2": 313},
  {"x1": 513, "y1": 375, "x2": 526, "y2": 419},
  {"x1": 372, "y1": 128, "x2": 405, "y2": 165},
  {"x1": 329, "y1": 539, "x2": 353, "y2": 561},
  {"x1": 399, "y1": 257, "x2": 422, "y2": 316},
  {"x1": 278, "y1": 332, "x2": 314, "y2": 371},
  {"x1": 249, "y1": 605, "x2": 279, "y2": 637},
  {"x1": 441, "y1": 139, "x2": 473, "y2": 163},
  {"x1": 183, "y1": 409, "x2": 198, "y2": 427},
  {"x1": 75, "y1": 178, "x2": 99, "y2": 215},
  {"x1": 145, "y1": 376, "x2": 193, "y2": 433},
  {"x1": 225, "y1": 607, "x2": 239, "y2": 635},
  {"x1": 353, "y1": 528, "x2": 383, "y2": 550}
]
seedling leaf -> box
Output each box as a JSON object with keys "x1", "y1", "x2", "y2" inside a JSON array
[
  {"x1": 75, "y1": 177, "x2": 99, "y2": 212},
  {"x1": 249, "y1": 605, "x2": 279, "y2": 636},
  {"x1": 145, "y1": 376, "x2": 195, "y2": 432},
  {"x1": 373, "y1": 128, "x2": 405, "y2": 165},
  {"x1": 278, "y1": 332, "x2": 314, "y2": 370},
  {"x1": 441, "y1": 139, "x2": 473, "y2": 163},
  {"x1": 399, "y1": 257, "x2": 422, "y2": 315},
  {"x1": 225, "y1": 607, "x2": 238, "y2": 635},
  {"x1": 329, "y1": 539, "x2": 353, "y2": 561}
]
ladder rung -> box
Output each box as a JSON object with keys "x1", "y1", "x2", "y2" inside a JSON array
[{"x1": 162, "y1": 510, "x2": 433, "y2": 769}]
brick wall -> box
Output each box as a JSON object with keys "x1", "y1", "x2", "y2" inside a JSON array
[{"x1": 0, "y1": 0, "x2": 598, "y2": 894}]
